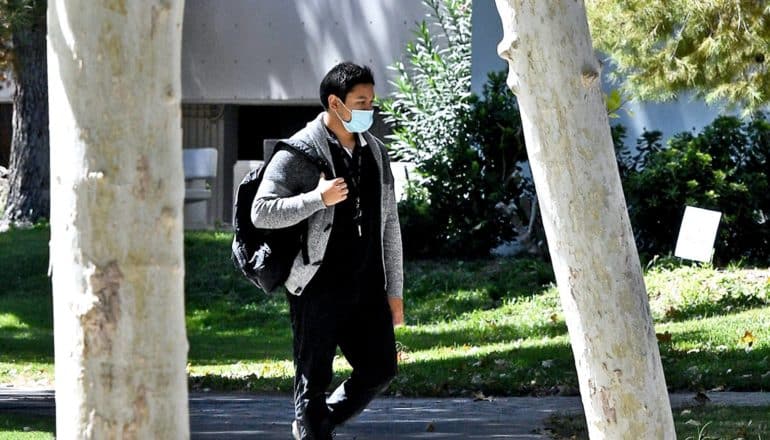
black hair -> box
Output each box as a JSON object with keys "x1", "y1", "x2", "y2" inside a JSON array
[{"x1": 319, "y1": 62, "x2": 375, "y2": 110}]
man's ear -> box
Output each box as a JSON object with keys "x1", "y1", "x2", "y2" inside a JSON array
[{"x1": 328, "y1": 95, "x2": 340, "y2": 111}]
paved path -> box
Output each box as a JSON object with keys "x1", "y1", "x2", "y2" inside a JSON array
[{"x1": 2, "y1": 388, "x2": 769, "y2": 439}]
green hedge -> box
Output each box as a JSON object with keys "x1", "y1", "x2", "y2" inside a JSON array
[{"x1": 617, "y1": 114, "x2": 770, "y2": 265}]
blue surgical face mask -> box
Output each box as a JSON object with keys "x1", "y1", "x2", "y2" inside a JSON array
[{"x1": 334, "y1": 100, "x2": 374, "y2": 133}]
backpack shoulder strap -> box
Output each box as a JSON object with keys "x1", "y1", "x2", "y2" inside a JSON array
[
  {"x1": 276, "y1": 139, "x2": 333, "y2": 177},
  {"x1": 270, "y1": 140, "x2": 332, "y2": 266}
]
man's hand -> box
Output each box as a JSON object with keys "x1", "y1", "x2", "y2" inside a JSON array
[
  {"x1": 388, "y1": 297, "x2": 404, "y2": 327},
  {"x1": 317, "y1": 173, "x2": 348, "y2": 207}
]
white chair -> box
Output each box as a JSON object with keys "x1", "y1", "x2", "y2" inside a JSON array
[{"x1": 183, "y1": 148, "x2": 218, "y2": 228}]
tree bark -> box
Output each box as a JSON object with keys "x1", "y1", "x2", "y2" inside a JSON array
[
  {"x1": 48, "y1": 1, "x2": 188, "y2": 438},
  {"x1": 494, "y1": 1, "x2": 675, "y2": 438},
  {"x1": 3, "y1": 12, "x2": 50, "y2": 224}
]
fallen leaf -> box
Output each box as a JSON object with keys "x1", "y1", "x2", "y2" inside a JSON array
[
  {"x1": 549, "y1": 313, "x2": 559, "y2": 323},
  {"x1": 741, "y1": 331, "x2": 756, "y2": 347}
]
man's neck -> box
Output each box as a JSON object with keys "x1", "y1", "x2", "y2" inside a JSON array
[{"x1": 323, "y1": 112, "x2": 356, "y2": 149}]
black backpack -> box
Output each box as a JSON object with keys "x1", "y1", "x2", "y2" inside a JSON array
[{"x1": 231, "y1": 141, "x2": 332, "y2": 293}]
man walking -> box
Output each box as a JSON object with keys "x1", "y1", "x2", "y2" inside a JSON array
[{"x1": 251, "y1": 62, "x2": 404, "y2": 440}]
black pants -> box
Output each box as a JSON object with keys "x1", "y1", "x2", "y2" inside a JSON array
[{"x1": 286, "y1": 277, "x2": 397, "y2": 439}]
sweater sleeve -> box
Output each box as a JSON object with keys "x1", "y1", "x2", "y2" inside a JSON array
[
  {"x1": 380, "y1": 149, "x2": 404, "y2": 299},
  {"x1": 251, "y1": 149, "x2": 327, "y2": 229}
]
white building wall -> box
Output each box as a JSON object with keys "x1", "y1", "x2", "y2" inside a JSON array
[{"x1": 181, "y1": 0, "x2": 428, "y2": 104}]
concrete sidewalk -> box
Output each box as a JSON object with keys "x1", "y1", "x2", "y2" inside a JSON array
[{"x1": 2, "y1": 388, "x2": 769, "y2": 439}]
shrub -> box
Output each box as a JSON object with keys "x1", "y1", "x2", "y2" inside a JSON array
[
  {"x1": 380, "y1": 0, "x2": 472, "y2": 165},
  {"x1": 396, "y1": 182, "x2": 436, "y2": 259},
  {"x1": 619, "y1": 114, "x2": 770, "y2": 264},
  {"x1": 393, "y1": 70, "x2": 532, "y2": 258},
  {"x1": 382, "y1": 0, "x2": 480, "y2": 257},
  {"x1": 465, "y1": 71, "x2": 529, "y2": 226},
  {"x1": 381, "y1": 0, "x2": 532, "y2": 258}
]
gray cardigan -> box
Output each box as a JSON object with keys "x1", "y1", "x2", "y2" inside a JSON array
[{"x1": 251, "y1": 113, "x2": 404, "y2": 299}]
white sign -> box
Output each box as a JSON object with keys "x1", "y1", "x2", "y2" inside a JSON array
[{"x1": 674, "y1": 206, "x2": 722, "y2": 262}]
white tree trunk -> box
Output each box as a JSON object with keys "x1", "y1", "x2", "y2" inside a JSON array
[
  {"x1": 494, "y1": 1, "x2": 675, "y2": 438},
  {"x1": 48, "y1": 1, "x2": 189, "y2": 438}
]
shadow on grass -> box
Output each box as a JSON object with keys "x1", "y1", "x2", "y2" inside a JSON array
[
  {"x1": 658, "y1": 294, "x2": 770, "y2": 323},
  {"x1": 189, "y1": 372, "x2": 295, "y2": 393},
  {"x1": 392, "y1": 342, "x2": 578, "y2": 397},
  {"x1": 188, "y1": 341, "x2": 580, "y2": 397},
  {"x1": 0, "y1": 227, "x2": 54, "y2": 365},
  {"x1": 544, "y1": 404, "x2": 770, "y2": 440},
  {"x1": 398, "y1": 320, "x2": 568, "y2": 351},
  {"x1": 0, "y1": 227, "x2": 53, "y2": 330},
  {"x1": 187, "y1": 330, "x2": 293, "y2": 365},
  {"x1": 656, "y1": 326, "x2": 770, "y2": 392},
  {"x1": 0, "y1": 328, "x2": 53, "y2": 363},
  {"x1": 404, "y1": 259, "x2": 556, "y2": 324},
  {"x1": 0, "y1": 411, "x2": 55, "y2": 438}
]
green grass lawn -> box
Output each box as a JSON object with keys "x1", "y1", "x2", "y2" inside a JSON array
[
  {"x1": 545, "y1": 405, "x2": 770, "y2": 439},
  {"x1": 1, "y1": 226, "x2": 769, "y2": 398},
  {"x1": 0, "y1": 413, "x2": 55, "y2": 440}
]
